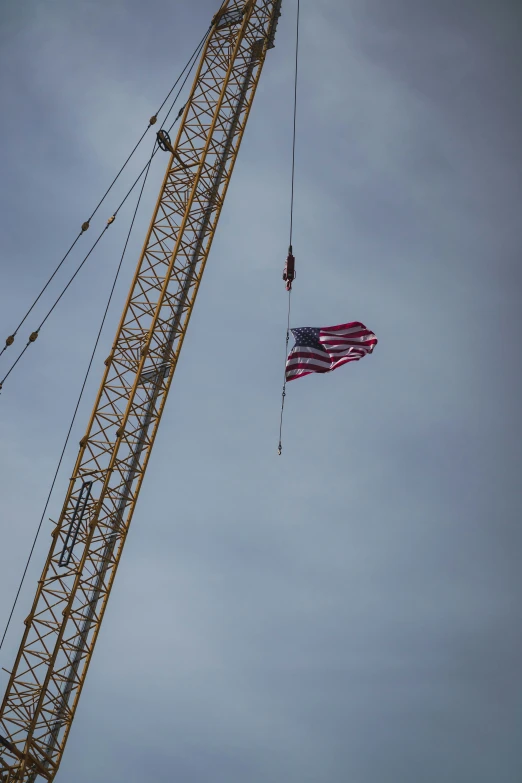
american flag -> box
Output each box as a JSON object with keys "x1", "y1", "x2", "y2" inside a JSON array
[{"x1": 285, "y1": 321, "x2": 377, "y2": 382}]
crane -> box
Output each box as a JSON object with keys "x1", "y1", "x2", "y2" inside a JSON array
[{"x1": 0, "y1": 1, "x2": 283, "y2": 779}]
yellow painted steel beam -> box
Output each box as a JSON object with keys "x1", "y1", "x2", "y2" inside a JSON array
[{"x1": 0, "y1": 1, "x2": 283, "y2": 780}]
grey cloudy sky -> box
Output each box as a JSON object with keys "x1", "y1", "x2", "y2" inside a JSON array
[{"x1": 1, "y1": 1, "x2": 521, "y2": 781}]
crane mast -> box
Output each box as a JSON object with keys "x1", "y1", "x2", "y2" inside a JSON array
[{"x1": 0, "y1": 1, "x2": 282, "y2": 779}]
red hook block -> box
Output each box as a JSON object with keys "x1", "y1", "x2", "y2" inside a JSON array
[{"x1": 282, "y1": 248, "x2": 296, "y2": 291}]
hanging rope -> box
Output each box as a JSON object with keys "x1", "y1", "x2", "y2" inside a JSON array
[
  {"x1": 288, "y1": 0, "x2": 300, "y2": 252},
  {"x1": 0, "y1": 25, "x2": 210, "y2": 362},
  {"x1": 278, "y1": 0, "x2": 300, "y2": 456},
  {"x1": 277, "y1": 291, "x2": 292, "y2": 455},
  {"x1": 0, "y1": 20, "x2": 211, "y2": 642},
  {"x1": 0, "y1": 152, "x2": 155, "y2": 655},
  {"x1": 0, "y1": 31, "x2": 205, "y2": 393}
]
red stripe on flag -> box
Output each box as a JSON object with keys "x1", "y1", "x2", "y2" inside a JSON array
[{"x1": 321, "y1": 321, "x2": 366, "y2": 332}]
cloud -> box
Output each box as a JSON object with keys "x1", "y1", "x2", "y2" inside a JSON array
[{"x1": 0, "y1": 1, "x2": 521, "y2": 782}]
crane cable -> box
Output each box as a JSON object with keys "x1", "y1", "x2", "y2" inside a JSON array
[
  {"x1": 0, "y1": 25, "x2": 211, "y2": 364},
  {"x1": 0, "y1": 150, "x2": 156, "y2": 656},
  {"x1": 0, "y1": 30, "x2": 208, "y2": 393},
  {"x1": 278, "y1": 0, "x2": 300, "y2": 456},
  {"x1": 0, "y1": 21, "x2": 210, "y2": 650}
]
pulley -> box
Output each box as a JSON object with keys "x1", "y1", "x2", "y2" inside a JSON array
[{"x1": 157, "y1": 129, "x2": 174, "y2": 154}]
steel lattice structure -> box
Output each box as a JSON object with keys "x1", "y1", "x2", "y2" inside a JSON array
[{"x1": 0, "y1": 1, "x2": 282, "y2": 779}]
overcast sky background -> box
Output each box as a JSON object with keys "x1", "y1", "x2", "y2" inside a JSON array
[{"x1": 1, "y1": 1, "x2": 521, "y2": 781}]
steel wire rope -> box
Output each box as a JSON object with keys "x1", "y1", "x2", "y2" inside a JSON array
[
  {"x1": 0, "y1": 150, "x2": 156, "y2": 655},
  {"x1": 0, "y1": 30, "x2": 207, "y2": 393},
  {"x1": 0, "y1": 25, "x2": 211, "y2": 361},
  {"x1": 0, "y1": 18, "x2": 211, "y2": 645},
  {"x1": 288, "y1": 0, "x2": 300, "y2": 252},
  {"x1": 278, "y1": 0, "x2": 300, "y2": 456}
]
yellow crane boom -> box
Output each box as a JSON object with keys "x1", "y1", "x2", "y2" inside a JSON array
[{"x1": 0, "y1": 1, "x2": 282, "y2": 779}]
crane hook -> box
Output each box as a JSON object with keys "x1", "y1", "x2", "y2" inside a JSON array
[{"x1": 282, "y1": 246, "x2": 296, "y2": 291}]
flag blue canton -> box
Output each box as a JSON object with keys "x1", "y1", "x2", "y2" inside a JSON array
[{"x1": 291, "y1": 327, "x2": 326, "y2": 351}]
